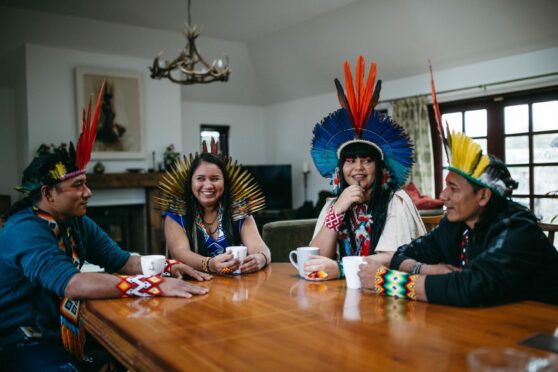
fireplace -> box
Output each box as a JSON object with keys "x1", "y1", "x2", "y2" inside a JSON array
[
  {"x1": 85, "y1": 172, "x2": 167, "y2": 255},
  {"x1": 87, "y1": 204, "x2": 147, "y2": 255}
]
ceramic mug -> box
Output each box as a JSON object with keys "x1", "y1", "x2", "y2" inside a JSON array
[
  {"x1": 140, "y1": 255, "x2": 166, "y2": 275},
  {"x1": 289, "y1": 247, "x2": 320, "y2": 278},
  {"x1": 226, "y1": 246, "x2": 248, "y2": 274}
]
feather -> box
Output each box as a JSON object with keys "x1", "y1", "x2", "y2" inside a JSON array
[
  {"x1": 210, "y1": 137, "x2": 218, "y2": 154},
  {"x1": 343, "y1": 61, "x2": 357, "y2": 124},
  {"x1": 334, "y1": 78, "x2": 352, "y2": 123},
  {"x1": 428, "y1": 60, "x2": 450, "y2": 162},
  {"x1": 75, "y1": 80, "x2": 105, "y2": 170}
]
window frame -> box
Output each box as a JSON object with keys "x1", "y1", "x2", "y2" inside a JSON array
[{"x1": 429, "y1": 86, "x2": 558, "y2": 216}]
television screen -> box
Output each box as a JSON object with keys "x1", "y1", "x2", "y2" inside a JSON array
[{"x1": 243, "y1": 164, "x2": 292, "y2": 210}]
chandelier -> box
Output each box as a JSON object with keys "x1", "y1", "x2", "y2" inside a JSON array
[{"x1": 149, "y1": 0, "x2": 230, "y2": 85}]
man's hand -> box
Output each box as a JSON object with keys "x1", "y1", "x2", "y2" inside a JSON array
[
  {"x1": 420, "y1": 264, "x2": 462, "y2": 275},
  {"x1": 159, "y1": 277, "x2": 209, "y2": 298},
  {"x1": 359, "y1": 257, "x2": 383, "y2": 291},
  {"x1": 172, "y1": 263, "x2": 212, "y2": 281},
  {"x1": 303, "y1": 255, "x2": 339, "y2": 280}
]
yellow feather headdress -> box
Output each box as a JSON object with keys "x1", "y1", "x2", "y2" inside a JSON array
[
  {"x1": 430, "y1": 62, "x2": 506, "y2": 196},
  {"x1": 157, "y1": 154, "x2": 266, "y2": 220}
]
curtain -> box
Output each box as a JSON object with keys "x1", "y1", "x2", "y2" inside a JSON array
[{"x1": 392, "y1": 96, "x2": 435, "y2": 197}]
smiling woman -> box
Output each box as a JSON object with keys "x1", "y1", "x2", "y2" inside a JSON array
[{"x1": 159, "y1": 151, "x2": 271, "y2": 276}]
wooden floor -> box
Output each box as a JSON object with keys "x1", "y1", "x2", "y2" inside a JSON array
[{"x1": 82, "y1": 263, "x2": 558, "y2": 371}]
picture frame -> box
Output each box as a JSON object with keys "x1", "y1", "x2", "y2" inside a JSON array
[{"x1": 75, "y1": 67, "x2": 145, "y2": 159}]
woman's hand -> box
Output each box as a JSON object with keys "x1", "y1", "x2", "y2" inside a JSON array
[
  {"x1": 171, "y1": 263, "x2": 212, "y2": 281},
  {"x1": 303, "y1": 255, "x2": 339, "y2": 280},
  {"x1": 333, "y1": 184, "x2": 364, "y2": 214},
  {"x1": 240, "y1": 253, "x2": 266, "y2": 274},
  {"x1": 209, "y1": 252, "x2": 239, "y2": 274}
]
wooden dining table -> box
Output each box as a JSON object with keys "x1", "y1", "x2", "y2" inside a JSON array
[{"x1": 82, "y1": 263, "x2": 558, "y2": 371}]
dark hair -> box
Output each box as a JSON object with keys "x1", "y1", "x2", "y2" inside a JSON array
[
  {"x1": 7, "y1": 153, "x2": 63, "y2": 218},
  {"x1": 469, "y1": 156, "x2": 519, "y2": 222},
  {"x1": 338, "y1": 142, "x2": 394, "y2": 255},
  {"x1": 183, "y1": 153, "x2": 240, "y2": 254}
]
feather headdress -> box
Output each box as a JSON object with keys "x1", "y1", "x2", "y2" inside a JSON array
[
  {"x1": 157, "y1": 142, "x2": 266, "y2": 220},
  {"x1": 311, "y1": 56, "x2": 414, "y2": 192},
  {"x1": 429, "y1": 62, "x2": 506, "y2": 195},
  {"x1": 17, "y1": 81, "x2": 105, "y2": 194}
]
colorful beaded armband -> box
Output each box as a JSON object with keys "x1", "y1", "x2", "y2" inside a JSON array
[
  {"x1": 325, "y1": 206, "x2": 344, "y2": 231},
  {"x1": 116, "y1": 275, "x2": 164, "y2": 297},
  {"x1": 163, "y1": 259, "x2": 184, "y2": 277},
  {"x1": 374, "y1": 266, "x2": 417, "y2": 301}
]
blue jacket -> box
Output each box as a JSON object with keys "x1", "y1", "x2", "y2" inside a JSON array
[{"x1": 0, "y1": 207, "x2": 130, "y2": 340}]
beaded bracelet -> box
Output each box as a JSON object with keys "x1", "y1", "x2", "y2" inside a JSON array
[
  {"x1": 116, "y1": 275, "x2": 164, "y2": 297},
  {"x1": 201, "y1": 257, "x2": 211, "y2": 273},
  {"x1": 374, "y1": 266, "x2": 417, "y2": 301},
  {"x1": 258, "y1": 252, "x2": 269, "y2": 267},
  {"x1": 163, "y1": 259, "x2": 184, "y2": 277},
  {"x1": 325, "y1": 206, "x2": 345, "y2": 231}
]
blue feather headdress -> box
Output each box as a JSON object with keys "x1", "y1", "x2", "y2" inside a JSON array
[{"x1": 311, "y1": 56, "x2": 414, "y2": 193}]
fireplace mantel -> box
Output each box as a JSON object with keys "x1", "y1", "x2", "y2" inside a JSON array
[
  {"x1": 86, "y1": 172, "x2": 167, "y2": 255},
  {"x1": 86, "y1": 172, "x2": 165, "y2": 189}
]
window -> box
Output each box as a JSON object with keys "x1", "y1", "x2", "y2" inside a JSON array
[
  {"x1": 430, "y1": 87, "x2": 558, "y2": 222},
  {"x1": 200, "y1": 124, "x2": 229, "y2": 156}
]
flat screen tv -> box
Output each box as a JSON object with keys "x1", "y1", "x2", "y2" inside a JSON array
[{"x1": 243, "y1": 164, "x2": 292, "y2": 210}]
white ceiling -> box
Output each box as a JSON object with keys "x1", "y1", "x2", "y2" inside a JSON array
[{"x1": 1, "y1": 0, "x2": 558, "y2": 105}]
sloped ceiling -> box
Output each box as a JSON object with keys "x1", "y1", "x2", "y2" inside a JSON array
[{"x1": 1, "y1": 0, "x2": 558, "y2": 105}]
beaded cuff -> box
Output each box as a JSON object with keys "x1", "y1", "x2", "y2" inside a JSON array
[
  {"x1": 325, "y1": 206, "x2": 344, "y2": 231},
  {"x1": 116, "y1": 275, "x2": 164, "y2": 297},
  {"x1": 374, "y1": 266, "x2": 417, "y2": 301}
]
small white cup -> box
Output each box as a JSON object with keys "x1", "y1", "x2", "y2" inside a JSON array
[
  {"x1": 289, "y1": 247, "x2": 320, "y2": 278},
  {"x1": 140, "y1": 255, "x2": 166, "y2": 275},
  {"x1": 342, "y1": 256, "x2": 367, "y2": 289},
  {"x1": 226, "y1": 246, "x2": 247, "y2": 274}
]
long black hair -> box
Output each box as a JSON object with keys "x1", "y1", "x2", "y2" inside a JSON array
[
  {"x1": 338, "y1": 142, "x2": 395, "y2": 255},
  {"x1": 183, "y1": 153, "x2": 241, "y2": 254}
]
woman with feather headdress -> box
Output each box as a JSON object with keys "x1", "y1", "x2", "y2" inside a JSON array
[
  {"x1": 159, "y1": 140, "x2": 270, "y2": 275},
  {"x1": 304, "y1": 57, "x2": 426, "y2": 280}
]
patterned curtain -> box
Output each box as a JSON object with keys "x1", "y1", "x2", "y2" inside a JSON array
[{"x1": 392, "y1": 96, "x2": 435, "y2": 197}]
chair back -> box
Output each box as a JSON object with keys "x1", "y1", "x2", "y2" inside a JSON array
[
  {"x1": 421, "y1": 214, "x2": 444, "y2": 232},
  {"x1": 539, "y1": 223, "x2": 558, "y2": 246},
  {"x1": 262, "y1": 218, "x2": 317, "y2": 262}
]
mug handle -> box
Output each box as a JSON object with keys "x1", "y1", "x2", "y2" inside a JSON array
[{"x1": 289, "y1": 251, "x2": 298, "y2": 270}]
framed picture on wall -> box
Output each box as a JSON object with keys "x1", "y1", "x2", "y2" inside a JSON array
[{"x1": 75, "y1": 67, "x2": 145, "y2": 159}]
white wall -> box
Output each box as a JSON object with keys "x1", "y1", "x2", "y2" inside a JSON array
[
  {"x1": 181, "y1": 102, "x2": 266, "y2": 164},
  {"x1": 0, "y1": 88, "x2": 19, "y2": 202},
  {"x1": 24, "y1": 44, "x2": 182, "y2": 174}
]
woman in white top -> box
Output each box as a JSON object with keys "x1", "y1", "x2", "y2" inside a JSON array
[
  {"x1": 306, "y1": 142, "x2": 425, "y2": 279},
  {"x1": 304, "y1": 56, "x2": 425, "y2": 280}
]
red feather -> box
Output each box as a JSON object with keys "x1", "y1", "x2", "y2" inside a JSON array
[
  {"x1": 342, "y1": 57, "x2": 379, "y2": 137},
  {"x1": 428, "y1": 60, "x2": 449, "y2": 159},
  {"x1": 76, "y1": 80, "x2": 105, "y2": 169}
]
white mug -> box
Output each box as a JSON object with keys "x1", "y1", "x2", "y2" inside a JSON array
[
  {"x1": 289, "y1": 247, "x2": 320, "y2": 278},
  {"x1": 342, "y1": 256, "x2": 367, "y2": 289},
  {"x1": 226, "y1": 246, "x2": 247, "y2": 274},
  {"x1": 140, "y1": 255, "x2": 166, "y2": 276}
]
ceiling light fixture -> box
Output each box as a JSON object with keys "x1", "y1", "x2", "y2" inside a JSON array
[{"x1": 149, "y1": 0, "x2": 230, "y2": 85}]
